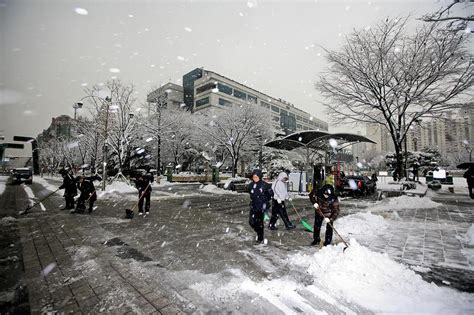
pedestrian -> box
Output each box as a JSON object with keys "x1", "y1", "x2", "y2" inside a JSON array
[
  {"x1": 132, "y1": 171, "x2": 154, "y2": 215},
  {"x1": 371, "y1": 172, "x2": 378, "y2": 183},
  {"x1": 59, "y1": 168, "x2": 77, "y2": 210},
  {"x1": 309, "y1": 184, "x2": 340, "y2": 247},
  {"x1": 72, "y1": 175, "x2": 97, "y2": 214},
  {"x1": 248, "y1": 169, "x2": 273, "y2": 244},
  {"x1": 268, "y1": 171, "x2": 295, "y2": 230},
  {"x1": 413, "y1": 162, "x2": 419, "y2": 182},
  {"x1": 463, "y1": 166, "x2": 474, "y2": 199}
]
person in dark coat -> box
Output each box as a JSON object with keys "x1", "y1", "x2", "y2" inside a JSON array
[
  {"x1": 309, "y1": 184, "x2": 340, "y2": 246},
  {"x1": 248, "y1": 169, "x2": 273, "y2": 244},
  {"x1": 463, "y1": 166, "x2": 474, "y2": 199},
  {"x1": 59, "y1": 168, "x2": 77, "y2": 210},
  {"x1": 132, "y1": 172, "x2": 154, "y2": 215},
  {"x1": 72, "y1": 175, "x2": 97, "y2": 214}
]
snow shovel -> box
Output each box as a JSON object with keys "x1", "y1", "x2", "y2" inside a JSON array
[
  {"x1": 314, "y1": 198, "x2": 349, "y2": 252},
  {"x1": 125, "y1": 184, "x2": 150, "y2": 219},
  {"x1": 21, "y1": 188, "x2": 60, "y2": 215},
  {"x1": 75, "y1": 191, "x2": 97, "y2": 213},
  {"x1": 288, "y1": 200, "x2": 314, "y2": 233}
]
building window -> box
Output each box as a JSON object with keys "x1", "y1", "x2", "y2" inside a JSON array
[
  {"x1": 289, "y1": 112, "x2": 295, "y2": 118},
  {"x1": 196, "y1": 82, "x2": 216, "y2": 94},
  {"x1": 280, "y1": 109, "x2": 288, "y2": 116},
  {"x1": 272, "y1": 116, "x2": 279, "y2": 122},
  {"x1": 233, "y1": 89, "x2": 247, "y2": 100},
  {"x1": 271, "y1": 105, "x2": 280, "y2": 113},
  {"x1": 297, "y1": 124, "x2": 302, "y2": 130},
  {"x1": 247, "y1": 94, "x2": 257, "y2": 104},
  {"x1": 217, "y1": 83, "x2": 232, "y2": 95},
  {"x1": 196, "y1": 97, "x2": 209, "y2": 107},
  {"x1": 260, "y1": 101, "x2": 271, "y2": 109},
  {"x1": 296, "y1": 115, "x2": 302, "y2": 121},
  {"x1": 218, "y1": 98, "x2": 232, "y2": 107},
  {"x1": 303, "y1": 118, "x2": 309, "y2": 124}
]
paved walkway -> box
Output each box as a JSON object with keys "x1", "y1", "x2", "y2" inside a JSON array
[
  {"x1": 343, "y1": 190, "x2": 474, "y2": 292},
  {"x1": 1, "y1": 176, "x2": 473, "y2": 313}
]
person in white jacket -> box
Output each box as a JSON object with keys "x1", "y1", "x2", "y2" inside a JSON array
[{"x1": 268, "y1": 172, "x2": 296, "y2": 230}]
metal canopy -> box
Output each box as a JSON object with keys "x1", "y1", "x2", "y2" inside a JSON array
[{"x1": 264, "y1": 130, "x2": 376, "y2": 151}]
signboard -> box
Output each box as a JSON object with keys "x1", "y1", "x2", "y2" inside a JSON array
[{"x1": 433, "y1": 169, "x2": 446, "y2": 179}]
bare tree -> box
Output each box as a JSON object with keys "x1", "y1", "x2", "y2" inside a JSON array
[
  {"x1": 421, "y1": 0, "x2": 474, "y2": 32},
  {"x1": 86, "y1": 80, "x2": 139, "y2": 179},
  {"x1": 317, "y1": 17, "x2": 473, "y2": 179},
  {"x1": 139, "y1": 96, "x2": 189, "y2": 174},
  {"x1": 194, "y1": 103, "x2": 275, "y2": 177}
]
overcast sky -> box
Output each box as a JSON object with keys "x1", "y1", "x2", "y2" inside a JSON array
[{"x1": 0, "y1": 0, "x2": 471, "y2": 141}]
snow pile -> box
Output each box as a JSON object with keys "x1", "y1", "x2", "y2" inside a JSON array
[
  {"x1": 290, "y1": 240, "x2": 474, "y2": 314},
  {"x1": 200, "y1": 184, "x2": 236, "y2": 195},
  {"x1": 189, "y1": 239, "x2": 474, "y2": 313},
  {"x1": 98, "y1": 181, "x2": 136, "y2": 199},
  {"x1": 0, "y1": 216, "x2": 17, "y2": 225},
  {"x1": 366, "y1": 195, "x2": 441, "y2": 212},
  {"x1": 337, "y1": 212, "x2": 388, "y2": 237}
]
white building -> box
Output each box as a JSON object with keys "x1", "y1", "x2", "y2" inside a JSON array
[
  {"x1": 182, "y1": 68, "x2": 328, "y2": 134},
  {"x1": 146, "y1": 82, "x2": 184, "y2": 111}
]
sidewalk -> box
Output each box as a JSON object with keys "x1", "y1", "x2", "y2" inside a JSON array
[
  {"x1": 19, "y1": 210, "x2": 184, "y2": 314},
  {"x1": 3, "y1": 176, "x2": 474, "y2": 313}
]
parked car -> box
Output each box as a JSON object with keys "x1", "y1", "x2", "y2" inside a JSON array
[
  {"x1": 11, "y1": 167, "x2": 33, "y2": 184},
  {"x1": 338, "y1": 175, "x2": 376, "y2": 197}
]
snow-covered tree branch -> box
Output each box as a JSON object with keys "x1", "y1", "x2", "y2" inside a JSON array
[{"x1": 317, "y1": 17, "x2": 473, "y2": 179}]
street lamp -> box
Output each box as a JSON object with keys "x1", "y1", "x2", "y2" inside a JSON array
[
  {"x1": 101, "y1": 96, "x2": 112, "y2": 191},
  {"x1": 73, "y1": 102, "x2": 83, "y2": 119}
]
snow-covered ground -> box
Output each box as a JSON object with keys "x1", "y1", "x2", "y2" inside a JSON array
[
  {"x1": 15, "y1": 173, "x2": 474, "y2": 313},
  {"x1": 199, "y1": 184, "x2": 237, "y2": 195},
  {"x1": 181, "y1": 194, "x2": 473, "y2": 313}
]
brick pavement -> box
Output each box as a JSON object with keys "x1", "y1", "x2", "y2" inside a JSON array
[
  {"x1": 343, "y1": 191, "x2": 474, "y2": 292},
  {"x1": 9, "y1": 178, "x2": 474, "y2": 314},
  {"x1": 19, "y1": 210, "x2": 186, "y2": 314}
]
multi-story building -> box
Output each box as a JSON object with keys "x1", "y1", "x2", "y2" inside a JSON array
[
  {"x1": 182, "y1": 68, "x2": 328, "y2": 134},
  {"x1": 363, "y1": 124, "x2": 395, "y2": 156},
  {"x1": 146, "y1": 82, "x2": 184, "y2": 111},
  {"x1": 406, "y1": 109, "x2": 473, "y2": 163},
  {"x1": 361, "y1": 107, "x2": 473, "y2": 164},
  {"x1": 37, "y1": 115, "x2": 74, "y2": 142}
]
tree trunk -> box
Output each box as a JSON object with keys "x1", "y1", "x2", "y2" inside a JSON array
[{"x1": 232, "y1": 158, "x2": 238, "y2": 177}]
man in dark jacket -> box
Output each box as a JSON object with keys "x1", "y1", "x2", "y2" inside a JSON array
[
  {"x1": 59, "y1": 168, "x2": 77, "y2": 210},
  {"x1": 464, "y1": 166, "x2": 474, "y2": 199},
  {"x1": 73, "y1": 175, "x2": 97, "y2": 214},
  {"x1": 248, "y1": 169, "x2": 273, "y2": 244},
  {"x1": 132, "y1": 172, "x2": 154, "y2": 215},
  {"x1": 309, "y1": 184, "x2": 340, "y2": 246}
]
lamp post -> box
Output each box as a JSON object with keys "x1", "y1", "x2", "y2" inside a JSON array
[
  {"x1": 73, "y1": 102, "x2": 83, "y2": 120},
  {"x1": 101, "y1": 96, "x2": 111, "y2": 191}
]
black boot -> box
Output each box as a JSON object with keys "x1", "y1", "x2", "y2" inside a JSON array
[{"x1": 310, "y1": 239, "x2": 320, "y2": 246}]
